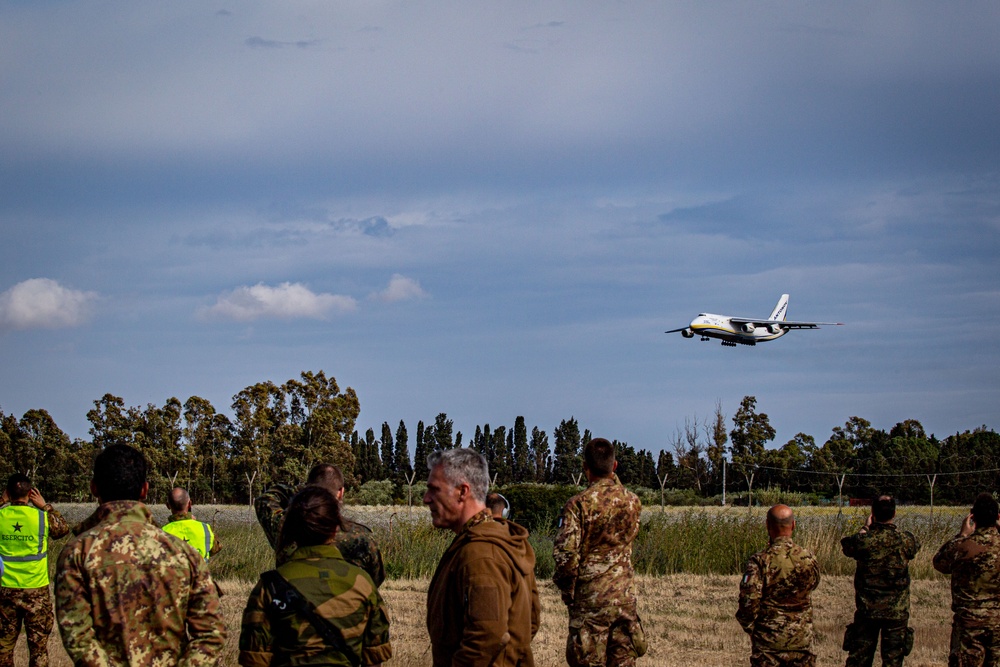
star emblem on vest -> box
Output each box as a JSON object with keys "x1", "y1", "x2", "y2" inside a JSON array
[{"x1": 12, "y1": 522, "x2": 22, "y2": 532}]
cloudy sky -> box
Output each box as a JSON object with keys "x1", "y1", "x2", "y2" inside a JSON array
[{"x1": 1, "y1": 1, "x2": 998, "y2": 454}]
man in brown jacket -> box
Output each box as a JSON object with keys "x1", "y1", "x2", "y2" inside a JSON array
[{"x1": 424, "y1": 448, "x2": 541, "y2": 667}]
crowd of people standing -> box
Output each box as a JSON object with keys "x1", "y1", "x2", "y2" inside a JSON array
[{"x1": 0, "y1": 440, "x2": 997, "y2": 666}]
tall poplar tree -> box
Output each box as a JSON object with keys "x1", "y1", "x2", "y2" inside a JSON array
[
  {"x1": 380, "y1": 422, "x2": 394, "y2": 480},
  {"x1": 414, "y1": 421, "x2": 428, "y2": 479},
  {"x1": 394, "y1": 420, "x2": 411, "y2": 481},
  {"x1": 552, "y1": 417, "x2": 582, "y2": 484},
  {"x1": 512, "y1": 416, "x2": 532, "y2": 482}
]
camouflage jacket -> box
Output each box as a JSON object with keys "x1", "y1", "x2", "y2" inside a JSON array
[
  {"x1": 553, "y1": 475, "x2": 641, "y2": 616},
  {"x1": 737, "y1": 536, "x2": 821, "y2": 651},
  {"x1": 55, "y1": 500, "x2": 226, "y2": 667},
  {"x1": 239, "y1": 543, "x2": 392, "y2": 667},
  {"x1": 841, "y1": 522, "x2": 920, "y2": 620},
  {"x1": 934, "y1": 526, "x2": 1000, "y2": 624},
  {"x1": 255, "y1": 483, "x2": 386, "y2": 586}
]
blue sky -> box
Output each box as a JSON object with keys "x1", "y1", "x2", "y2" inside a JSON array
[{"x1": 1, "y1": 1, "x2": 998, "y2": 454}]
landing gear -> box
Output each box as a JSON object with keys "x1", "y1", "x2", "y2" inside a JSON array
[
  {"x1": 700, "y1": 336, "x2": 710, "y2": 341},
  {"x1": 721, "y1": 341, "x2": 737, "y2": 347}
]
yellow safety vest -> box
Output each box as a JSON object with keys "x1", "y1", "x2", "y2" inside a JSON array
[
  {"x1": 0, "y1": 505, "x2": 48, "y2": 588},
  {"x1": 162, "y1": 519, "x2": 214, "y2": 560}
]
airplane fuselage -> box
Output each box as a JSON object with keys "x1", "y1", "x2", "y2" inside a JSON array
[{"x1": 687, "y1": 313, "x2": 787, "y2": 347}]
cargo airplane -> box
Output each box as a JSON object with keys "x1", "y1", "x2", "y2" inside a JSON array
[{"x1": 664, "y1": 294, "x2": 842, "y2": 347}]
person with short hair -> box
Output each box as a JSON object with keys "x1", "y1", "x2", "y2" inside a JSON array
[
  {"x1": 256, "y1": 463, "x2": 385, "y2": 585},
  {"x1": 486, "y1": 492, "x2": 509, "y2": 520},
  {"x1": 0, "y1": 473, "x2": 69, "y2": 667},
  {"x1": 737, "y1": 504, "x2": 821, "y2": 667},
  {"x1": 934, "y1": 492, "x2": 1000, "y2": 666},
  {"x1": 55, "y1": 444, "x2": 225, "y2": 666},
  {"x1": 424, "y1": 448, "x2": 540, "y2": 666},
  {"x1": 554, "y1": 438, "x2": 645, "y2": 667},
  {"x1": 841, "y1": 495, "x2": 920, "y2": 667},
  {"x1": 162, "y1": 487, "x2": 220, "y2": 560},
  {"x1": 239, "y1": 486, "x2": 392, "y2": 667}
]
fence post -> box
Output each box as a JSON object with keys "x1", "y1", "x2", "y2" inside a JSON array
[
  {"x1": 836, "y1": 473, "x2": 846, "y2": 515},
  {"x1": 927, "y1": 473, "x2": 938, "y2": 518}
]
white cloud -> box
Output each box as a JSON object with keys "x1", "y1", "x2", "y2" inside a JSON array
[
  {"x1": 201, "y1": 282, "x2": 357, "y2": 321},
  {"x1": 0, "y1": 278, "x2": 97, "y2": 330},
  {"x1": 371, "y1": 274, "x2": 428, "y2": 303}
]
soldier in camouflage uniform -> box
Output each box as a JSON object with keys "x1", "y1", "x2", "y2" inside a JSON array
[
  {"x1": 554, "y1": 438, "x2": 645, "y2": 667},
  {"x1": 256, "y1": 463, "x2": 385, "y2": 586},
  {"x1": 737, "y1": 504, "x2": 821, "y2": 667},
  {"x1": 240, "y1": 486, "x2": 392, "y2": 666},
  {"x1": 933, "y1": 492, "x2": 1000, "y2": 667},
  {"x1": 55, "y1": 444, "x2": 226, "y2": 666},
  {"x1": 0, "y1": 474, "x2": 70, "y2": 667},
  {"x1": 840, "y1": 495, "x2": 920, "y2": 667}
]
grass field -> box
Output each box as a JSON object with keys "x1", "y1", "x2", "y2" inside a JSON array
[{"x1": 18, "y1": 502, "x2": 962, "y2": 665}]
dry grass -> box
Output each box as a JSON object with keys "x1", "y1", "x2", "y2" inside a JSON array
[{"x1": 17, "y1": 574, "x2": 952, "y2": 666}]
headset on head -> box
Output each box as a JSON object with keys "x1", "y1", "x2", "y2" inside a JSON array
[{"x1": 498, "y1": 493, "x2": 510, "y2": 520}]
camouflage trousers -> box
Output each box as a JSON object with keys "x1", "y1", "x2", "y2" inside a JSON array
[
  {"x1": 0, "y1": 587, "x2": 53, "y2": 667},
  {"x1": 566, "y1": 610, "x2": 645, "y2": 667},
  {"x1": 749, "y1": 646, "x2": 815, "y2": 667},
  {"x1": 948, "y1": 618, "x2": 1000, "y2": 667},
  {"x1": 843, "y1": 615, "x2": 912, "y2": 667}
]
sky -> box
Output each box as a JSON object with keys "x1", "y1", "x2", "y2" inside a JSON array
[{"x1": 1, "y1": 1, "x2": 998, "y2": 456}]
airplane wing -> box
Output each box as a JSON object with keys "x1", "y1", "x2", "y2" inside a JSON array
[
  {"x1": 730, "y1": 318, "x2": 843, "y2": 330},
  {"x1": 664, "y1": 327, "x2": 690, "y2": 333}
]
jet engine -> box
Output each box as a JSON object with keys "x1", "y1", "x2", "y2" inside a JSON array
[
  {"x1": 768, "y1": 324, "x2": 783, "y2": 334},
  {"x1": 681, "y1": 328, "x2": 694, "y2": 338},
  {"x1": 742, "y1": 323, "x2": 756, "y2": 333}
]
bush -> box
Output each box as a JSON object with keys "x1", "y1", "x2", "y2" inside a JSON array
[
  {"x1": 499, "y1": 483, "x2": 583, "y2": 533},
  {"x1": 347, "y1": 480, "x2": 395, "y2": 506}
]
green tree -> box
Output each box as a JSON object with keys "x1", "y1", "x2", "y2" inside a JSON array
[
  {"x1": 87, "y1": 394, "x2": 135, "y2": 448},
  {"x1": 414, "y1": 421, "x2": 428, "y2": 479},
  {"x1": 529, "y1": 427, "x2": 550, "y2": 482},
  {"x1": 551, "y1": 418, "x2": 582, "y2": 484},
  {"x1": 512, "y1": 417, "x2": 532, "y2": 482},
  {"x1": 394, "y1": 420, "x2": 411, "y2": 482},
  {"x1": 433, "y1": 413, "x2": 454, "y2": 451},
  {"x1": 729, "y1": 396, "x2": 776, "y2": 507},
  {"x1": 380, "y1": 422, "x2": 395, "y2": 480},
  {"x1": 230, "y1": 381, "x2": 286, "y2": 504}
]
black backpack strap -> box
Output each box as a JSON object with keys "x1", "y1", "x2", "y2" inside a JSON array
[{"x1": 260, "y1": 570, "x2": 361, "y2": 667}]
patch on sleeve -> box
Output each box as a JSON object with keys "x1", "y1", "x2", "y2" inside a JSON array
[{"x1": 469, "y1": 585, "x2": 501, "y2": 621}]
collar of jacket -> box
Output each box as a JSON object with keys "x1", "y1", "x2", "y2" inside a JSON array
[
  {"x1": 287, "y1": 543, "x2": 347, "y2": 562},
  {"x1": 92, "y1": 500, "x2": 155, "y2": 527},
  {"x1": 769, "y1": 535, "x2": 795, "y2": 547},
  {"x1": 167, "y1": 511, "x2": 195, "y2": 523},
  {"x1": 589, "y1": 474, "x2": 623, "y2": 489},
  {"x1": 457, "y1": 508, "x2": 494, "y2": 535},
  {"x1": 869, "y1": 522, "x2": 897, "y2": 532}
]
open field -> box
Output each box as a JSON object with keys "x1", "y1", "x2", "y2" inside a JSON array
[
  {"x1": 14, "y1": 575, "x2": 953, "y2": 666},
  {"x1": 19, "y1": 503, "x2": 961, "y2": 665}
]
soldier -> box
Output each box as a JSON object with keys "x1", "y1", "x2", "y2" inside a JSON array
[
  {"x1": 0, "y1": 473, "x2": 70, "y2": 667},
  {"x1": 240, "y1": 486, "x2": 392, "y2": 666},
  {"x1": 553, "y1": 438, "x2": 645, "y2": 667},
  {"x1": 55, "y1": 444, "x2": 226, "y2": 665},
  {"x1": 841, "y1": 495, "x2": 920, "y2": 667},
  {"x1": 737, "y1": 504, "x2": 821, "y2": 667},
  {"x1": 933, "y1": 492, "x2": 1000, "y2": 667},
  {"x1": 424, "y1": 448, "x2": 540, "y2": 667},
  {"x1": 256, "y1": 463, "x2": 385, "y2": 586},
  {"x1": 486, "y1": 492, "x2": 510, "y2": 520},
  {"x1": 163, "y1": 487, "x2": 220, "y2": 560}
]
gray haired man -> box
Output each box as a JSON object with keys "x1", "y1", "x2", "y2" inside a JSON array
[{"x1": 424, "y1": 448, "x2": 541, "y2": 667}]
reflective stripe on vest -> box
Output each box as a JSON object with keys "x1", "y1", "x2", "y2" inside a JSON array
[
  {"x1": 0, "y1": 506, "x2": 48, "y2": 588},
  {"x1": 162, "y1": 519, "x2": 214, "y2": 560}
]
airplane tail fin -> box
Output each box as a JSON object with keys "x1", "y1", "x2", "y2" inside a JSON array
[{"x1": 769, "y1": 294, "x2": 789, "y2": 321}]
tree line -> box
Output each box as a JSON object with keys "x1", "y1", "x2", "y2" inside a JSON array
[{"x1": 0, "y1": 370, "x2": 996, "y2": 505}]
